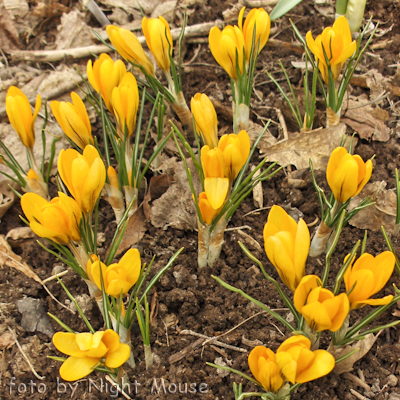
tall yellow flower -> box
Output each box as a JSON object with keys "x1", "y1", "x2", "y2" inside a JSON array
[
  {"x1": 6, "y1": 86, "x2": 41, "y2": 149},
  {"x1": 209, "y1": 25, "x2": 245, "y2": 80},
  {"x1": 191, "y1": 93, "x2": 218, "y2": 149},
  {"x1": 201, "y1": 146, "x2": 229, "y2": 210},
  {"x1": 218, "y1": 130, "x2": 250, "y2": 181},
  {"x1": 106, "y1": 25, "x2": 154, "y2": 75},
  {"x1": 142, "y1": 16, "x2": 173, "y2": 72},
  {"x1": 88, "y1": 248, "x2": 141, "y2": 298},
  {"x1": 276, "y1": 335, "x2": 335, "y2": 384},
  {"x1": 53, "y1": 329, "x2": 130, "y2": 381},
  {"x1": 238, "y1": 7, "x2": 271, "y2": 60},
  {"x1": 344, "y1": 252, "x2": 395, "y2": 309},
  {"x1": 248, "y1": 346, "x2": 284, "y2": 393},
  {"x1": 51, "y1": 92, "x2": 93, "y2": 150},
  {"x1": 326, "y1": 147, "x2": 373, "y2": 203},
  {"x1": 87, "y1": 54, "x2": 126, "y2": 111},
  {"x1": 57, "y1": 145, "x2": 106, "y2": 213},
  {"x1": 111, "y1": 72, "x2": 139, "y2": 138},
  {"x1": 21, "y1": 192, "x2": 81, "y2": 244},
  {"x1": 294, "y1": 275, "x2": 349, "y2": 332},
  {"x1": 263, "y1": 205, "x2": 310, "y2": 291},
  {"x1": 306, "y1": 16, "x2": 357, "y2": 83}
]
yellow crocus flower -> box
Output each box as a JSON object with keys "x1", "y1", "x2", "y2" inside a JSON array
[
  {"x1": 248, "y1": 346, "x2": 284, "y2": 393},
  {"x1": 111, "y1": 72, "x2": 139, "y2": 138},
  {"x1": 238, "y1": 7, "x2": 271, "y2": 60},
  {"x1": 201, "y1": 146, "x2": 229, "y2": 210},
  {"x1": 326, "y1": 147, "x2": 373, "y2": 203},
  {"x1": 306, "y1": 16, "x2": 357, "y2": 83},
  {"x1": 51, "y1": 92, "x2": 93, "y2": 150},
  {"x1": 6, "y1": 86, "x2": 41, "y2": 149},
  {"x1": 21, "y1": 191, "x2": 81, "y2": 244},
  {"x1": 191, "y1": 93, "x2": 218, "y2": 149},
  {"x1": 344, "y1": 252, "x2": 395, "y2": 309},
  {"x1": 218, "y1": 130, "x2": 250, "y2": 181},
  {"x1": 53, "y1": 329, "x2": 130, "y2": 381},
  {"x1": 263, "y1": 205, "x2": 310, "y2": 291},
  {"x1": 57, "y1": 145, "x2": 106, "y2": 213},
  {"x1": 88, "y1": 248, "x2": 141, "y2": 298},
  {"x1": 87, "y1": 53, "x2": 126, "y2": 111},
  {"x1": 276, "y1": 335, "x2": 335, "y2": 384},
  {"x1": 198, "y1": 192, "x2": 220, "y2": 225},
  {"x1": 142, "y1": 16, "x2": 173, "y2": 72},
  {"x1": 294, "y1": 275, "x2": 350, "y2": 332},
  {"x1": 209, "y1": 25, "x2": 245, "y2": 80},
  {"x1": 107, "y1": 165, "x2": 120, "y2": 190},
  {"x1": 106, "y1": 25, "x2": 154, "y2": 76}
]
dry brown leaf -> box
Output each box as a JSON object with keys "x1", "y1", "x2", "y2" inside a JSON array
[
  {"x1": 0, "y1": 1, "x2": 20, "y2": 51},
  {"x1": 330, "y1": 334, "x2": 378, "y2": 374},
  {"x1": 349, "y1": 181, "x2": 396, "y2": 232},
  {"x1": 143, "y1": 174, "x2": 172, "y2": 220},
  {"x1": 247, "y1": 120, "x2": 278, "y2": 149},
  {"x1": 151, "y1": 1, "x2": 177, "y2": 22},
  {"x1": 261, "y1": 124, "x2": 350, "y2": 170},
  {"x1": 251, "y1": 165, "x2": 263, "y2": 208},
  {"x1": 0, "y1": 329, "x2": 14, "y2": 349},
  {"x1": 0, "y1": 180, "x2": 19, "y2": 220}
]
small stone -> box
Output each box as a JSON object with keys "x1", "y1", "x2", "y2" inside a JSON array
[
  {"x1": 387, "y1": 375, "x2": 398, "y2": 387},
  {"x1": 52, "y1": 264, "x2": 65, "y2": 275},
  {"x1": 389, "y1": 393, "x2": 400, "y2": 400}
]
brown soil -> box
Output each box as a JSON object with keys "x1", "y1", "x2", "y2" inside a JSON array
[{"x1": 1, "y1": 0, "x2": 400, "y2": 399}]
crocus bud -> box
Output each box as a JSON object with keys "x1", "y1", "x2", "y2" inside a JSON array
[
  {"x1": 344, "y1": 252, "x2": 395, "y2": 309},
  {"x1": 263, "y1": 205, "x2": 310, "y2": 291},
  {"x1": 191, "y1": 93, "x2": 218, "y2": 149},
  {"x1": 218, "y1": 130, "x2": 250, "y2": 181},
  {"x1": 21, "y1": 192, "x2": 82, "y2": 244},
  {"x1": 51, "y1": 92, "x2": 93, "y2": 150},
  {"x1": 87, "y1": 53, "x2": 126, "y2": 111},
  {"x1": 106, "y1": 25, "x2": 154, "y2": 75},
  {"x1": 238, "y1": 7, "x2": 271, "y2": 60},
  {"x1": 6, "y1": 86, "x2": 41, "y2": 149},
  {"x1": 142, "y1": 16, "x2": 173, "y2": 72},
  {"x1": 89, "y1": 248, "x2": 141, "y2": 298},
  {"x1": 326, "y1": 146, "x2": 373, "y2": 203},
  {"x1": 276, "y1": 335, "x2": 335, "y2": 384},
  {"x1": 248, "y1": 346, "x2": 283, "y2": 392},
  {"x1": 198, "y1": 192, "x2": 219, "y2": 225},
  {"x1": 111, "y1": 72, "x2": 139, "y2": 138},
  {"x1": 57, "y1": 145, "x2": 106, "y2": 213},
  {"x1": 201, "y1": 146, "x2": 229, "y2": 210},
  {"x1": 294, "y1": 275, "x2": 350, "y2": 332},
  {"x1": 306, "y1": 16, "x2": 356, "y2": 83},
  {"x1": 209, "y1": 25, "x2": 245, "y2": 80},
  {"x1": 53, "y1": 329, "x2": 130, "y2": 381}
]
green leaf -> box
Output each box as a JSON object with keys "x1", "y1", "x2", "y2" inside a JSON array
[{"x1": 270, "y1": 0, "x2": 304, "y2": 20}]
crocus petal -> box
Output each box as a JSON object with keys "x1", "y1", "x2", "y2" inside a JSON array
[
  {"x1": 53, "y1": 332, "x2": 87, "y2": 357},
  {"x1": 105, "y1": 343, "x2": 131, "y2": 368},
  {"x1": 60, "y1": 357, "x2": 99, "y2": 382},
  {"x1": 119, "y1": 248, "x2": 141, "y2": 285},
  {"x1": 295, "y1": 350, "x2": 335, "y2": 383},
  {"x1": 204, "y1": 177, "x2": 229, "y2": 209}
]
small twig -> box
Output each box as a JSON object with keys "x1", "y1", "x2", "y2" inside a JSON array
[
  {"x1": 270, "y1": 322, "x2": 285, "y2": 336},
  {"x1": 168, "y1": 337, "x2": 204, "y2": 364},
  {"x1": 182, "y1": 44, "x2": 202, "y2": 66},
  {"x1": 243, "y1": 206, "x2": 272, "y2": 218},
  {"x1": 350, "y1": 389, "x2": 370, "y2": 400},
  {"x1": 343, "y1": 373, "x2": 372, "y2": 391},
  {"x1": 42, "y1": 270, "x2": 69, "y2": 283},
  {"x1": 307, "y1": 215, "x2": 319, "y2": 227},
  {"x1": 225, "y1": 225, "x2": 252, "y2": 232},
  {"x1": 105, "y1": 375, "x2": 132, "y2": 400},
  {"x1": 149, "y1": 291, "x2": 158, "y2": 324}
]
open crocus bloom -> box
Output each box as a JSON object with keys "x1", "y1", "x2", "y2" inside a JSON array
[
  {"x1": 248, "y1": 346, "x2": 284, "y2": 392},
  {"x1": 326, "y1": 147, "x2": 373, "y2": 203},
  {"x1": 53, "y1": 329, "x2": 130, "y2": 381},
  {"x1": 276, "y1": 335, "x2": 335, "y2": 384},
  {"x1": 306, "y1": 16, "x2": 356, "y2": 83},
  {"x1": 344, "y1": 252, "x2": 395, "y2": 309},
  {"x1": 263, "y1": 205, "x2": 310, "y2": 291}
]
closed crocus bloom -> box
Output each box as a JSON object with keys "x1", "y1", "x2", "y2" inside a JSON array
[
  {"x1": 326, "y1": 147, "x2": 373, "y2": 203},
  {"x1": 106, "y1": 25, "x2": 154, "y2": 75},
  {"x1": 111, "y1": 72, "x2": 139, "y2": 138},
  {"x1": 306, "y1": 16, "x2": 356, "y2": 83},
  {"x1": 191, "y1": 93, "x2": 218, "y2": 149},
  {"x1": 198, "y1": 192, "x2": 219, "y2": 225},
  {"x1": 90, "y1": 249, "x2": 141, "y2": 298},
  {"x1": 263, "y1": 205, "x2": 310, "y2": 291},
  {"x1": 6, "y1": 86, "x2": 41, "y2": 149},
  {"x1": 53, "y1": 329, "x2": 130, "y2": 381},
  {"x1": 344, "y1": 252, "x2": 395, "y2": 310},
  {"x1": 218, "y1": 130, "x2": 250, "y2": 180},
  {"x1": 209, "y1": 25, "x2": 245, "y2": 80},
  {"x1": 142, "y1": 16, "x2": 173, "y2": 72},
  {"x1": 248, "y1": 346, "x2": 283, "y2": 392},
  {"x1": 21, "y1": 192, "x2": 81, "y2": 244},
  {"x1": 87, "y1": 54, "x2": 126, "y2": 111},
  {"x1": 238, "y1": 7, "x2": 271, "y2": 60},
  {"x1": 201, "y1": 146, "x2": 229, "y2": 210},
  {"x1": 276, "y1": 335, "x2": 335, "y2": 384},
  {"x1": 57, "y1": 145, "x2": 106, "y2": 213},
  {"x1": 294, "y1": 275, "x2": 349, "y2": 332},
  {"x1": 51, "y1": 92, "x2": 93, "y2": 150}
]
